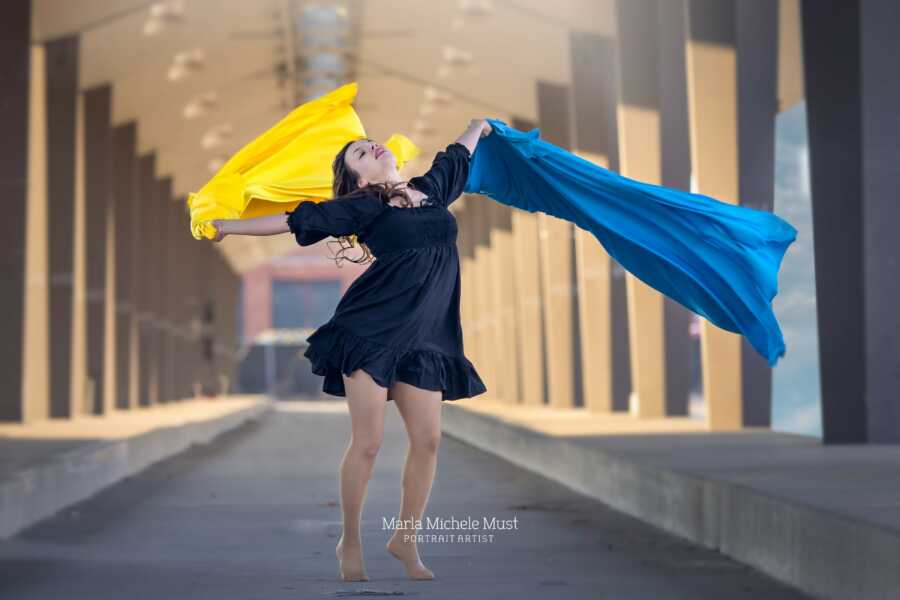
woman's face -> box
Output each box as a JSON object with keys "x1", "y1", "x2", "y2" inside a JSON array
[{"x1": 345, "y1": 138, "x2": 395, "y2": 188}]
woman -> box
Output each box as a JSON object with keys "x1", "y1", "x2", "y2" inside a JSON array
[{"x1": 209, "y1": 118, "x2": 493, "y2": 582}]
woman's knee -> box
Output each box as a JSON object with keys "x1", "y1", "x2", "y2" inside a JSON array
[
  {"x1": 351, "y1": 437, "x2": 383, "y2": 459},
  {"x1": 410, "y1": 430, "x2": 441, "y2": 454}
]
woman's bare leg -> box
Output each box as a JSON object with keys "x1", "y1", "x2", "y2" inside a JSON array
[
  {"x1": 386, "y1": 381, "x2": 442, "y2": 580},
  {"x1": 336, "y1": 369, "x2": 387, "y2": 582}
]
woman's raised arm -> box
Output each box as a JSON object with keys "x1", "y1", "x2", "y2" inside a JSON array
[
  {"x1": 209, "y1": 213, "x2": 291, "y2": 242},
  {"x1": 454, "y1": 118, "x2": 492, "y2": 156}
]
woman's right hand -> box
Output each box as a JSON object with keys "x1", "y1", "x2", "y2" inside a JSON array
[{"x1": 210, "y1": 219, "x2": 228, "y2": 242}]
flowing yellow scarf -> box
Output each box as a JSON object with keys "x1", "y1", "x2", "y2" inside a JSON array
[{"x1": 186, "y1": 81, "x2": 420, "y2": 241}]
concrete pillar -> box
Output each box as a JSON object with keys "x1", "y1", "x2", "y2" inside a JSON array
[
  {"x1": 146, "y1": 177, "x2": 165, "y2": 405},
  {"x1": 684, "y1": 0, "x2": 743, "y2": 430},
  {"x1": 569, "y1": 30, "x2": 635, "y2": 414},
  {"x1": 614, "y1": 0, "x2": 668, "y2": 419},
  {"x1": 173, "y1": 198, "x2": 190, "y2": 401},
  {"x1": 535, "y1": 81, "x2": 580, "y2": 409},
  {"x1": 158, "y1": 179, "x2": 174, "y2": 402},
  {"x1": 83, "y1": 85, "x2": 113, "y2": 414},
  {"x1": 482, "y1": 197, "x2": 502, "y2": 402},
  {"x1": 489, "y1": 202, "x2": 520, "y2": 403},
  {"x1": 657, "y1": 0, "x2": 694, "y2": 417},
  {"x1": 70, "y1": 83, "x2": 88, "y2": 415},
  {"x1": 801, "y1": 0, "x2": 900, "y2": 443},
  {"x1": 1, "y1": 1, "x2": 40, "y2": 422},
  {"x1": 777, "y1": 0, "x2": 804, "y2": 112},
  {"x1": 455, "y1": 201, "x2": 476, "y2": 380},
  {"x1": 112, "y1": 123, "x2": 137, "y2": 409},
  {"x1": 471, "y1": 200, "x2": 499, "y2": 397},
  {"x1": 736, "y1": 0, "x2": 779, "y2": 426},
  {"x1": 136, "y1": 154, "x2": 156, "y2": 407},
  {"x1": 46, "y1": 35, "x2": 79, "y2": 418},
  {"x1": 508, "y1": 116, "x2": 547, "y2": 407},
  {"x1": 192, "y1": 235, "x2": 214, "y2": 397},
  {"x1": 218, "y1": 259, "x2": 239, "y2": 395}
]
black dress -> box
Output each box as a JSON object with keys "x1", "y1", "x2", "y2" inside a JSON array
[{"x1": 284, "y1": 142, "x2": 487, "y2": 402}]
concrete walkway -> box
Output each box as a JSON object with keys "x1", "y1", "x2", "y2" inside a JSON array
[
  {"x1": 443, "y1": 399, "x2": 900, "y2": 600},
  {"x1": 0, "y1": 400, "x2": 807, "y2": 599},
  {"x1": 0, "y1": 396, "x2": 270, "y2": 539}
]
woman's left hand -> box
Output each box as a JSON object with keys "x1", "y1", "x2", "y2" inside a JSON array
[{"x1": 479, "y1": 119, "x2": 493, "y2": 138}]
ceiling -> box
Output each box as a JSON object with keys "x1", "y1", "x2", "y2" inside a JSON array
[{"x1": 32, "y1": 0, "x2": 614, "y2": 272}]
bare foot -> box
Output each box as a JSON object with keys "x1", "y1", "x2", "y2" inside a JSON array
[
  {"x1": 336, "y1": 536, "x2": 369, "y2": 581},
  {"x1": 387, "y1": 532, "x2": 435, "y2": 580}
]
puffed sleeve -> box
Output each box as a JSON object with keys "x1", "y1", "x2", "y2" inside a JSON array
[
  {"x1": 284, "y1": 192, "x2": 384, "y2": 246},
  {"x1": 417, "y1": 142, "x2": 471, "y2": 207}
]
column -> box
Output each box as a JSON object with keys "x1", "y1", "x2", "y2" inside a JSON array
[
  {"x1": 158, "y1": 178, "x2": 175, "y2": 402},
  {"x1": 736, "y1": 0, "x2": 779, "y2": 426},
  {"x1": 1, "y1": 1, "x2": 41, "y2": 422},
  {"x1": 471, "y1": 199, "x2": 499, "y2": 398},
  {"x1": 46, "y1": 35, "x2": 79, "y2": 418},
  {"x1": 83, "y1": 85, "x2": 113, "y2": 414},
  {"x1": 684, "y1": 0, "x2": 743, "y2": 430},
  {"x1": 508, "y1": 116, "x2": 547, "y2": 407},
  {"x1": 569, "y1": 30, "x2": 634, "y2": 414},
  {"x1": 657, "y1": 0, "x2": 694, "y2": 416},
  {"x1": 614, "y1": 0, "x2": 667, "y2": 419},
  {"x1": 535, "y1": 81, "x2": 579, "y2": 409},
  {"x1": 801, "y1": 0, "x2": 900, "y2": 443},
  {"x1": 136, "y1": 154, "x2": 156, "y2": 407},
  {"x1": 489, "y1": 202, "x2": 520, "y2": 403},
  {"x1": 112, "y1": 123, "x2": 137, "y2": 409}
]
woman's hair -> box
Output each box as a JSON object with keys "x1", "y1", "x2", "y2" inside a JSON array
[{"x1": 326, "y1": 137, "x2": 416, "y2": 267}]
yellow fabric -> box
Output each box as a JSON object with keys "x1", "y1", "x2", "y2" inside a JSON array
[{"x1": 186, "y1": 82, "x2": 421, "y2": 240}]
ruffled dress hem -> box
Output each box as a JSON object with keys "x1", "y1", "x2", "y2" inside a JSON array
[{"x1": 304, "y1": 321, "x2": 487, "y2": 402}]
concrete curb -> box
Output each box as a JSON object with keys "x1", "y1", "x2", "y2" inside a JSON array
[
  {"x1": 0, "y1": 399, "x2": 273, "y2": 539},
  {"x1": 442, "y1": 404, "x2": 900, "y2": 600}
]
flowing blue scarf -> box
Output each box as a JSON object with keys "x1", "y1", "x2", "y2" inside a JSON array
[{"x1": 464, "y1": 118, "x2": 798, "y2": 367}]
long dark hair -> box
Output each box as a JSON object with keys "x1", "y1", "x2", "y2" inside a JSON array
[{"x1": 326, "y1": 137, "x2": 416, "y2": 267}]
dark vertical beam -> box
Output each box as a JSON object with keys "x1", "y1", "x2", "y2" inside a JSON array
[
  {"x1": 802, "y1": 0, "x2": 900, "y2": 443},
  {"x1": 112, "y1": 123, "x2": 137, "y2": 409},
  {"x1": 536, "y1": 81, "x2": 581, "y2": 409},
  {"x1": 860, "y1": 0, "x2": 900, "y2": 442},
  {"x1": 45, "y1": 35, "x2": 79, "y2": 418},
  {"x1": 163, "y1": 194, "x2": 179, "y2": 402},
  {"x1": 0, "y1": 0, "x2": 31, "y2": 421},
  {"x1": 801, "y1": 0, "x2": 864, "y2": 443},
  {"x1": 656, "y1": 0, "x2": 694, "y2": 416},
  {"x1": 176, "y1": 197, "x2": 193, "y2": 399},
  {"x1": 137, "y1": 154, "x2": 156, "y2": 407},
  {"x1": 736, "y1": 0, "x2": 779, "y2": 427},
  {"x1": 154, "y1": 177, "x2": 175, "y2": 402},
  {"x1": 84, "y1": 85, "x2": 112, "y2": 414},
  {"x1": 569, "y1": 32, "x2": 620, "y2": 169},
  {"x1": 569, "y1": 30, "x2": 628, "y2": 414}
]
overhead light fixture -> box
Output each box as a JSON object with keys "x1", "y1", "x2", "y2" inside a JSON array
[
  {"x1": 459, "y1": 0, "x2": 494, "y2": 16},
  {"x1": 413, "y1": 119, "x2": 437, "y2": 136},
  {"x1": 206, "y1": 156, "x2": 226, "y2": 173},
  {"x1": 143, "y1": 1, "x2": 185, "y2": 36},
  {"x1": 183, "y1": 91, "x2": 219, "y2": 119},
  {"x1": 441, "y1": 45, "x2": 473, "y2": 66},
  {"x1": 167, "y1": 48, "x2": 206, "y2": 82},
  {"x1": 423, "y1": 86, "x2": 452, "y2": 106},
  {"x1": 201, "y1": 123, "x2": 233, "y2": 150}
]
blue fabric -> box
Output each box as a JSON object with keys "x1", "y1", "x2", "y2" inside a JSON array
[{"x1": 464, "y1": 118, "x2": 798, "y2": 367}]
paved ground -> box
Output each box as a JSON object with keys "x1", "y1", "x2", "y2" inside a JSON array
[{"x1": 0, "y1": 400, "x2": 810, "y2": 599}]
